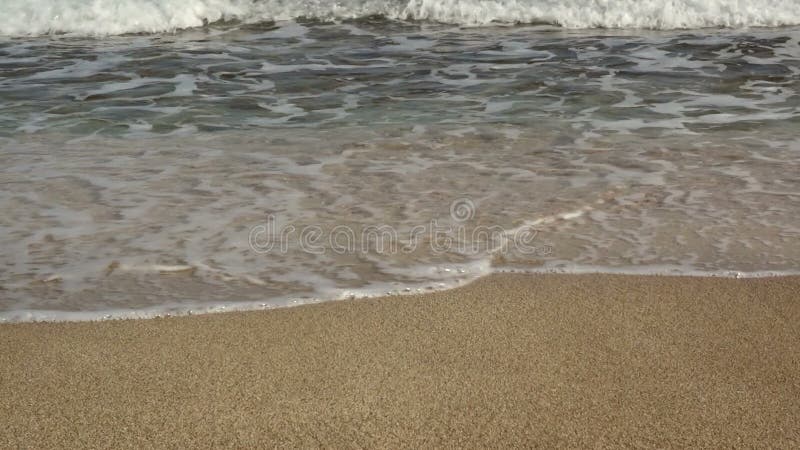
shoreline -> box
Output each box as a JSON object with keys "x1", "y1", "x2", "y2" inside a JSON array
[
  {"x1": 3, "y1": 273, "x2": 800, "y2": 446},
  {"x1": 4, "y1": 267, "x2": 800, "y2": 323}
]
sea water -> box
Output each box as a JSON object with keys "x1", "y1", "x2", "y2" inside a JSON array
[{"x1": 1, "y1": 0, "x2": 799, "y2": 321}]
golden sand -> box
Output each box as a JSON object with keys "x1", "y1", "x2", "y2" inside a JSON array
[{"x1": 2, "y1": 273, "x2": 799, "y2": 447}]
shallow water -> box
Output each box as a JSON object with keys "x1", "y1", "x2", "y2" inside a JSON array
[{"x1": 1, "y1": 18, "x2": 799, "y2": 321}]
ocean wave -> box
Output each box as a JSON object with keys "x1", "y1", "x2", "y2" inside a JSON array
[{"x1": 3, "y1": 0, "x2": 800, "y2": 36}]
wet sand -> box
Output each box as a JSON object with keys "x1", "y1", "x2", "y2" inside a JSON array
[{"x1": 2, "y1": 273, "x2": 799, "y2": 448}]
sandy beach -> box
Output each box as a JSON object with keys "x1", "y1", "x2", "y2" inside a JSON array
[
  {"x1": 5, "y1": 4, "x2": 800, "y2": 448},
  {"x1": 2, "y1": 273, "x2": 799, "y2": 447}
]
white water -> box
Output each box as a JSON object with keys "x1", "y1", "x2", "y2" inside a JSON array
[
  {"x1": 3, "y1": 124, "x2": 800, "y2": 323},
  {"x1": 3, "y1": 0, "x2": 800, "y2": 36},
  {"x1": 2, "y1": 18, "x2": 799, "y2": 323}
]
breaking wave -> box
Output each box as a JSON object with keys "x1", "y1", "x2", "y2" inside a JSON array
[{"x1": 3, "y1": 0, "x2": 800, "y2": 36}]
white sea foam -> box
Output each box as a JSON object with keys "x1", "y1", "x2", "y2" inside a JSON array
[
  {"x1": 3, "y1": 264, "x2": 798, "y2": 323},
  {"x1": 3, "y1": 0, "x2": 800, "y2": 36}
]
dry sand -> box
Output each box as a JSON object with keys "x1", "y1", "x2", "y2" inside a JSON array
[{"x1": 2, "y1": 273, "x2": 799, "y2": 448}]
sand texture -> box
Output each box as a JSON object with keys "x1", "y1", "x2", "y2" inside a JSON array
[{"x1": 2, "y1": 273, "x2": 800, "y2": 448}]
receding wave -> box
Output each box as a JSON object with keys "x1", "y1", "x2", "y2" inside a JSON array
[{"x1": 3, "y1": 0, "x2": 800, "y2": 36}]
